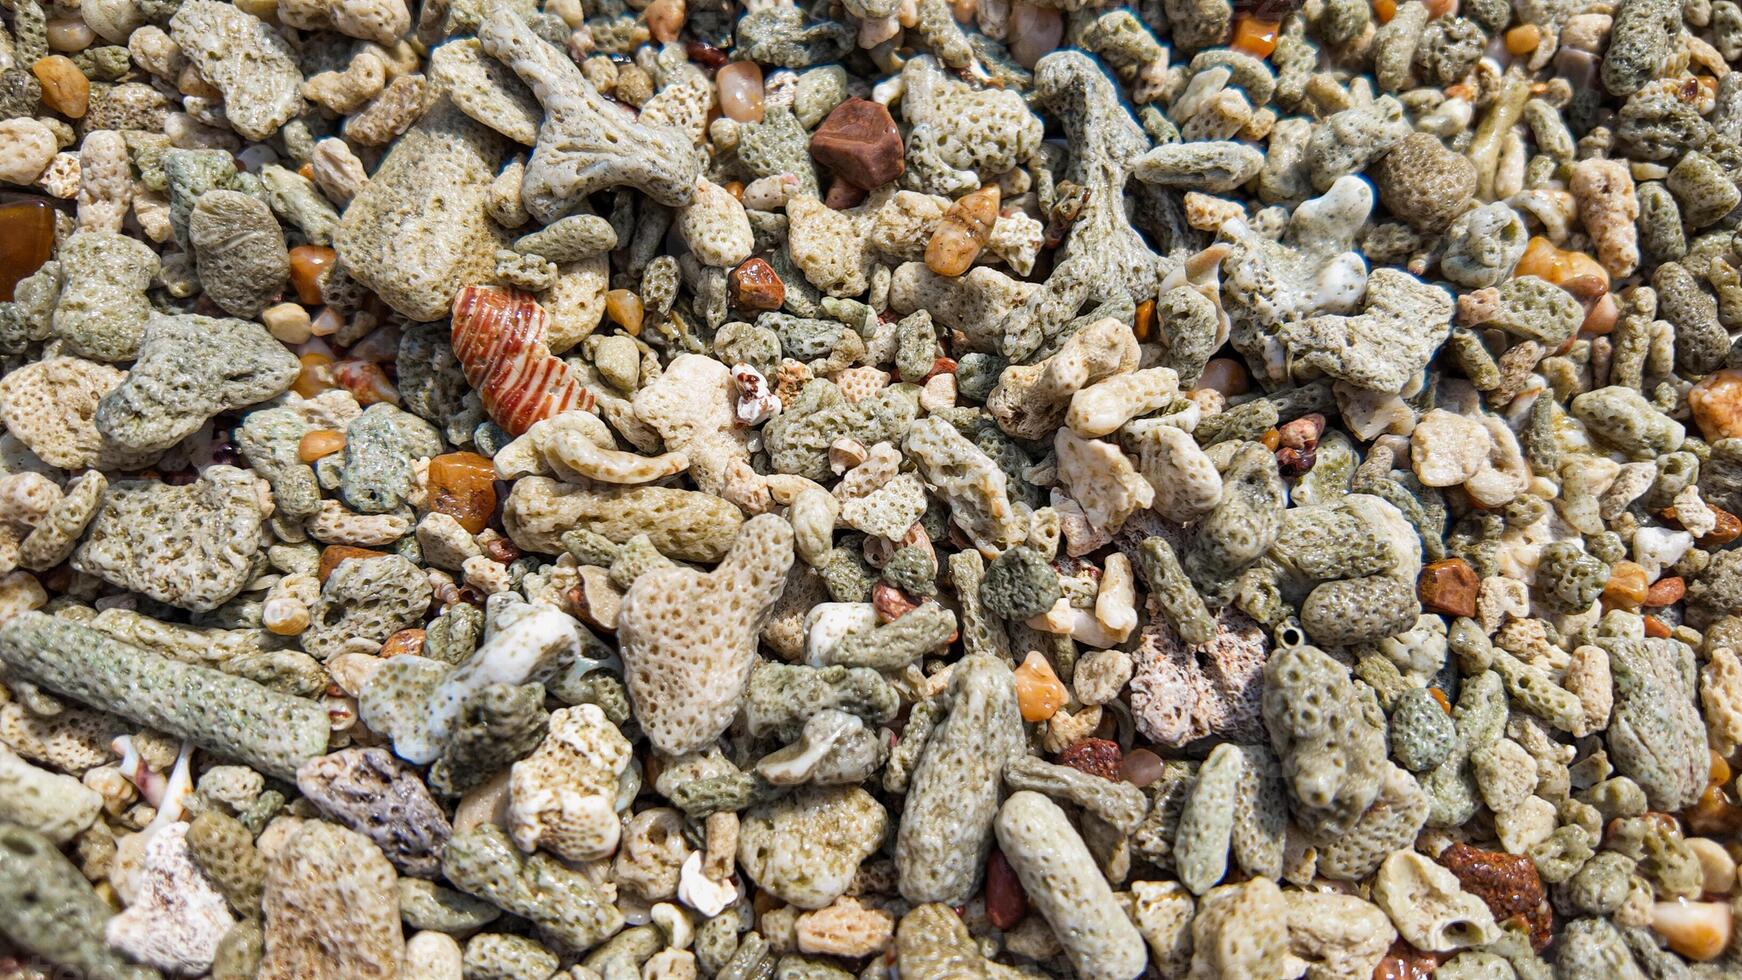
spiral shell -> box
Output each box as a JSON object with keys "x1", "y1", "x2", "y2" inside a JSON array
[{"x1": 450, "y1": 285, "x2": 595, "y2": 436}]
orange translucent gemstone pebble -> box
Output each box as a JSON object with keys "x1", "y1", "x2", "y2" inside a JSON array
[
  {"x1": 428, "y1": 451, "x2": 498, "y2": 534},
  {"x1": 1373, "y1": 0, "x2": 1397, "y2": 22},
  {"x1": 1230, "y1": 16, "x2": 1281, "y2": 58},
  {"x1": 291, "y1": 352, "x2": 334, "y2": 398},
  {"x1": 1602, "y1": 560, "x2": 1650, "y2": 608},
  {"x1": 297, "y1": 429, "x2": 345, "y2": 462},
  {"x1": 1515, "y1": 236, "x2": 1609, "y2": 290},
  {"x1": 1133, "y1": 298, "x2": 1155, "y2": 341},
  {"x1": 1014, "y1": 650, "x2": 1069, "y2": 723},
  {"x1": 1505, "y1": 24, "x2": 1541, "y2": 55},
  {"x1": 0, "y1": 195, "x2": 56, "y2": 302},
  {"x1": 288, "y1": 244, "x2": 337, "y2": 305}
]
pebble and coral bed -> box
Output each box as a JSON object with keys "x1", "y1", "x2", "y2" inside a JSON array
[{"x1": 2, "y1": 0, "x2": 1742, "y2": 974}]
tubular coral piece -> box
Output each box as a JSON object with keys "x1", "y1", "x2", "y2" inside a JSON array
[
  {"x1": 0, "y1": 611, "x2": 328, "y2": 781},
  {"x1": 1570, "y1": 158, "x2": 1640, "y2": 279},
  {"x1": 450, "y1": 285, "x2": 595, "y2": 436},
  {"x1": 617, "y1": 514, "x2": 795, "y2": 754}
]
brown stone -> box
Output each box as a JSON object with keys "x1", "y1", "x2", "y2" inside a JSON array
[
  {"x1": 32, "y1": 55, "x2": 88, "y2": 119},
  {"x1": 823, "y1": 176, "x2": 867, "y2": 210},
  {"x1": 728, "y1": 256, "x2": 785, "y2": 311},
  {"x1": 1057, "y1": 738, "x2": 1121, "y2": 781},
  {"x1": 0, "y1": 195, "x2": 56, "y2": 302},
  {"x1": 1644, "y1": 576, "x2": 1686, "y2": 607},
  {"x1": 809, "y1": 97, "x2": 905, "y2": 190},
  {"x1": 924, "y1": 184, "x2": 999, "y2": 277},
  {"x1": 1417, "y1": 558, "x2": 1478, "y2": 618},
  {"x1": 1435, "y1": 842, "x2": 1552, "y2": 952}
]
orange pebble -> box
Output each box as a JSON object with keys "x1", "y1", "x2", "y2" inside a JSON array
[
  {"x1": 428, "y1": 451, "x2": 498, "y2": 534},
  {"x1": 1134, "y1": 298, "x2": 1155, "y2": 341},
  {"x1": 1230, "y1": 15, "x2": 1280, "y2": 57},
  {"x1": 1603, "y1": 561, "x2": 1650, "y2": 608},
  {"x1": 1643, "y1": 615, "x2": 1673, "y2": 638},
  {"x1": 379, "y1": 628, "x2": 426, "y2": 658},
  {"x1": 297, "y1": 429, "x2": 345, "y2": 462},
  {"x1": 1373, "y1": 0, "x2": 1397, "y2": 22},
  {"x1": 290, "y1": 352, "x2": 334, "y2": 398},
  {"x1": 288, "y1": 244, "x2": 336, "y2": 305},
  {"x1": 1505, "y1": 24, "x2": 1541, "y2": 55},
  {"x1": 1014, "y1": 650, "x2": 1069, "y2": 723}
]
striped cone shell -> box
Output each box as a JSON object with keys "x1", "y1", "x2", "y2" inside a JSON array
[{"x1": 450, "y1": 285, "x2": 594, "y2": 436}]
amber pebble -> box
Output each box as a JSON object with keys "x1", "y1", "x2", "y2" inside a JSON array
[
  {"x1": 809, "y1": 98, "x2": 905, "y2": 191},
  {"x1": 1230, "y1": 15, "x2": 1280, "y2": 57},
  {"x1": 728, "y1": 257, "x2": 785, "y2": 311},
  {"x1": 379, "y1": 628, "x2": 426, "y2": 658},
  {"x1": 428, "y1": 451, "x2": 498, "y2": 535},
  {"x1": 606, "y1": 288, "x2": 645, "y2": 336},
  {"x1": 715, "y1": 61, "x2": 765, "y2": 123},
  {"x1": 1133, "y1": 298, "x2": 1155, "y2": 341},
  {"x1": 1603, "y1": 561, "x2": 1650, "y2": 608},
  {"x1": 1713, "y1": 750, "x2": 1733, "y2": 788},
  {"x1": 32, "y1": 55, "x2": 89, "y2": 118},
  {"x1": 1643, "y1": 615, "x2": 1673, "y2": 638},
  {"x1": 288, "y1": 244, "x2": 337, "y2": 305},
  {"x1": 1686, "y1": 784, "x2": 1742, "y2": 836},
  {"x1": 1372, "y1": 0, "x2": 1397, "y2": 22},
  {"x1": 318, "y1": 545, "x2": 386, "y2": 581},
  {"x1": 1013, "y1": 650, "x2": 1068, "y2": 723},
  {"x1": 1427, "y1": 687, "x2": 1451, "y2": 713},
  {"x1": 290, "y1": 352, "x2": 335, "y2": 398},
  {"x1": 0, "y1": 196, "x2": 56, "y2": 302},
  {"x1": 297, "y1": 429, "x2": 345, "y2": 462},
  {"x1": 1259, "y1": 428, "x2": 1282, "y2": 451},
  {"x1": 923, "y1": 184, "x2": 1000, "y2": 278},
  {"x1": 1371, "y1": 941, "x2": 1440, "y2": 980},
  {"x1": 1418, "y1": 558, "x2": 1480, "y2": 618}
]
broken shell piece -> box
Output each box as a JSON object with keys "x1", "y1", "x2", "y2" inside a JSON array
[{"x1": 677, "y1": 850, "x2": 738, "y2": 917}]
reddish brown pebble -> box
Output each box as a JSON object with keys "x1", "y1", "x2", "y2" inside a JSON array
[
  {"x1": 1057, "y1": 738, "x2": 1122, "y2": 781},
  {"x1": 809, "y1": 98, "x2": 905, "y2": 190},
  {"x1": 728, "y1": 257, "x2": 785, "y2": 311},
  {"x1": 1644, "y1": 576, "x2": 1686, "y2": 607},
  {"x1": 318, "y1": 545, "x2": 386, "y2": 582},
  {"x1": 685, "y1": 39, "x2": 729, "y2": 67},
  {"x1": 824, "y1": 176, "x2": 868, "y2": 210},
  {"x1": 983, "y1": 850, "x2": 1027, "y2": 930},
  {"x1": 483, "y1": 537, "x2": 522, "y2": 564},
  {"x1": 925, "y1": 356, "x2": 957, "y2": 381},
  {"x1": 1435, "y1": 842, "x2": 1553, "y2": 951},
  {"x1": 0, "y1": 195, "x2": 56, "y2": 302},
  {"x1": 1372, "y1": 941, "x2": 1442, "y2": 980},
  {"x1": 379, "y1": 628, "x2": 425, "y2": 658},
  {"x1": 872, "y1": 582, "x2": 919, "y2": 623},
  {"x1": 288, "y1": 244, "x2": 337, "y2": 305},
  {"x1": 1418, "y1": 558, "x2": 1479, "y2": 618},
  {"x1": 1275, "y1": 445, "x2": 1316, "y2": 478}
]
